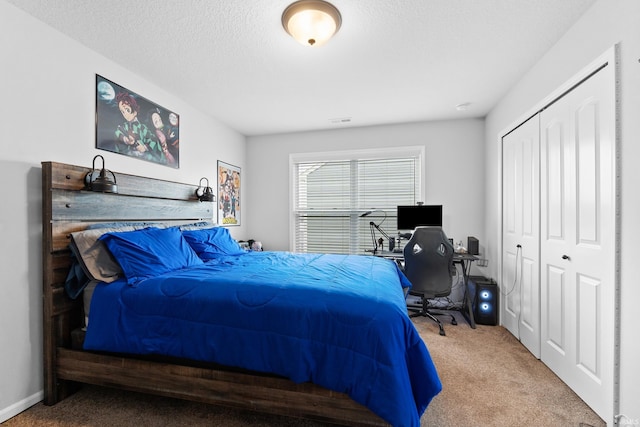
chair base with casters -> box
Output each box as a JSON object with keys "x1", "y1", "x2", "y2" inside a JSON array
[{"x1": 408, "y1": 295, "x2": 457, "y2": 336}]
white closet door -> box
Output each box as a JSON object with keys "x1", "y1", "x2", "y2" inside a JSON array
[
  {"x1": 501, "y1": 116, "x2": 540, "y2": 358},
  {"x1": 540, "y1": 63, "x2": 615, "y2": 422}
]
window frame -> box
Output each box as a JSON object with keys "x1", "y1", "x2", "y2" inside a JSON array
[{"x1": 289, "y1": 146, "x2": 425, "y2": 252}]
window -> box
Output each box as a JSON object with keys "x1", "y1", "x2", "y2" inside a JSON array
[{"x1": 291, "y1": 147, "x2": 424, "y2": 254}]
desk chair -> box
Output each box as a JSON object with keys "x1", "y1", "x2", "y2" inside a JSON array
[{"x1": 403, "y1": 226, "x2": 457, "y2": 336}]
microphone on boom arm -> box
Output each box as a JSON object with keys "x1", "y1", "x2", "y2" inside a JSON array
[{"x1": 359, "y1": 210, "x2": 394, "y2": 253}]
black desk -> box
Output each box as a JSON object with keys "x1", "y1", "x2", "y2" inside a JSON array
[
  {"x1": 373, "y1": 250, "x2": 404, "y2": 262},
  {"x1": 374, "y1": 250, "x2": 478, "y2": 329}
]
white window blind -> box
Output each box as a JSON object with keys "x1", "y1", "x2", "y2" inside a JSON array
[{"x1": 292, "y1": 150, "x2": 422, "y2": 254}]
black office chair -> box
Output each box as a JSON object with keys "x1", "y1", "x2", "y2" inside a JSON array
[{"x1": 403, "y1": 226, "x2": 457, "y2": 336}]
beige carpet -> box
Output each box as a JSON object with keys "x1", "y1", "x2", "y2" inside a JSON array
[{"x1": 3, "y1": 314, "x2": 605, "y2": 427}]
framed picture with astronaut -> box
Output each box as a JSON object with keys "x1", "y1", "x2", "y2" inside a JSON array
[
  {"x1": 95, "y1": 74, "x2": 180, "y2": 168},
  {"x1": 217, "y1": 161, "x2": 241, "y2": 226}
]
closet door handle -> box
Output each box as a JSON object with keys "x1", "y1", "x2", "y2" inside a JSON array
[{"x1": 562, "y1": 254, "x2": 570, "y2": 260}]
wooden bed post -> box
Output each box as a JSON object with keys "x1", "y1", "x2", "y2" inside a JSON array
[{"x1": 41, "y1": 161, "x2": 83, "y2": 404}]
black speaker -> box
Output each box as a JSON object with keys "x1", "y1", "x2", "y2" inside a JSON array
[
  {"x1": 471, "y1": 278, "x2": 498, "y2": 326},
  {"x1": 467, "y1": 236, "x2": 479, "y2": 255}
]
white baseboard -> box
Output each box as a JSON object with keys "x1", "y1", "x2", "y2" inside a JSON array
[{"x1": 0, "y1": 390, "x2": 43, "y2": 423}]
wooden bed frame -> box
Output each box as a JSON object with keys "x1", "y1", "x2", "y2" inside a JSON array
[{"x1": 42, "y1": 161, "x2": 388, "y2": 426}]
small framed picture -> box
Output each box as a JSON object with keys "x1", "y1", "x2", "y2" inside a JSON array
[{"x1": 217, "y1": 161, "x2": 241, "y2": 226}]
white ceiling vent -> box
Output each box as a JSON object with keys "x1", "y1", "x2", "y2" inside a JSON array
[{"x1": 329, "y1": 117, "x2": 352, "y2": 124}]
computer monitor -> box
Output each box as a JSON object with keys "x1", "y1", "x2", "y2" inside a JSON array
[{"x1": 396, "y1": 205, "x2": 443, "y2": 230}]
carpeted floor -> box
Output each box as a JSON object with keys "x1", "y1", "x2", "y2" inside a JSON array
[{"x1": 3, "y1": 313, "x2": 606, "y2": 427}]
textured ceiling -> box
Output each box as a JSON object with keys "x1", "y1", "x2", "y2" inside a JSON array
[{"x1": 6, "y1": 0, "x2": 596, "y2": 136}]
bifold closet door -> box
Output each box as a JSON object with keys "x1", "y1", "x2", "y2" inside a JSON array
[
  {"x1": 539, "y1": 62, "x2": 615, "y2": 422},
  {"x1": 501, "y1": 116, "x2": 540, "y2": 358}
]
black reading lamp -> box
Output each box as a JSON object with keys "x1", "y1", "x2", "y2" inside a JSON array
[
  {"x1": 195, "y1": 177, "x2": 216, "y2": 202},
  {"x1": 360, "y1": 210, "x2": 394, "y2": 254},
  {"x1": 84, "y1": 155, "x2": 118, "y2": 193}
]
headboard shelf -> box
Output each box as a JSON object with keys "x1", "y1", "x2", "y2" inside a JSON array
[
  {"x1": 47, "y1": 161, "x2": 203, "y2": 201},
  {"x1": 50, "y1": 189, "x2": 213, "y2": 222}
]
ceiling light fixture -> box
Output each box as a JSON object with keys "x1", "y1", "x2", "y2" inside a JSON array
[{"x1": 282, "y1": 0, "x2": 342, "y2": 47}]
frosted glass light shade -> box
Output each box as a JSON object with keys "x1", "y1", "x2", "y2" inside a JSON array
[{"x1": 282, "y1": 0, "x2": 342, "y2": 47}]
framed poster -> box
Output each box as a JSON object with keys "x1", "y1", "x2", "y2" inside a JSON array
[
  {"x1": 217, "y1": 161, "x2": 241, "y2": 226},
  {"x1": 96, "y1": 74, "x2": 180, "y2": 168}
]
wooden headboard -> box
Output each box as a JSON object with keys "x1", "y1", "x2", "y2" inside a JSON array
[
  {"x1": 41, "y1": 161, "x2": 387, "y2": 426},
  {"x1": 41, "y1": 161, "x2": 214, "y2": 401}
]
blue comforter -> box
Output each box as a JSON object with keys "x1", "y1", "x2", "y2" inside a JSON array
[{"x1": 84, "y1": 251, "x2": 441, "y2": 426}]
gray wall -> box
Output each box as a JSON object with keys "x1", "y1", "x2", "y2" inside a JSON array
[{"x1": 246, "y1": 119, "x2": 487, "y2": 261}]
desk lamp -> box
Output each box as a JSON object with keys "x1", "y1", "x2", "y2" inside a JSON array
[{"x1": 360, "y1": 210, "x2": 394, "y2": 254}]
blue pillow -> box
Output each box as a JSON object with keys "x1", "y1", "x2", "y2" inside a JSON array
[
  {"x1": 182, "y1": 227, "x2": 247, "y2": 259},
  {"x1": 99, "y1": 227, "x2": 203, "y2": 285}
]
